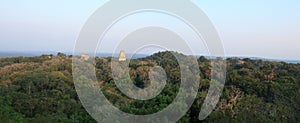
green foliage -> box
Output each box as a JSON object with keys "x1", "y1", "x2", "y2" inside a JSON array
[{"x1": 0, "y1": 52, "x2": 299, "y2": 122}]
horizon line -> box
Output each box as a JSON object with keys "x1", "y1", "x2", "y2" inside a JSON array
[{"x1": 0, "y1": 50, "x2": 299, "y2": 63}]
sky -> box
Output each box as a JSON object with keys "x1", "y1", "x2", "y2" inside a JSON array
[{"x1": 0, "y1": 0, "x2": 299, "y2": 60}]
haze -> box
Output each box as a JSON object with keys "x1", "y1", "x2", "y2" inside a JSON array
[{"x1": 0, "y1": 0, "x2": 299, "y2": 60}]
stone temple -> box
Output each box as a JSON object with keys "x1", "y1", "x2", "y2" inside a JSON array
[
  {"x1": 81, "y1": 53, "x2": 90, "y2": 61},
  {"x1": 119, "y1": 50, "x2": 126, "y2": 61}
]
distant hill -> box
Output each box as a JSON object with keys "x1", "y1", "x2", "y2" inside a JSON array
[
  {"x1": 0, "y1": 52, "x2": 36, "y2": 58},
  {"x1": 1, "y1": 51, "x2": 298, "y2": 64},
  {"x1": 0, "y1": 51, "x2": 59, "y2": 58}
]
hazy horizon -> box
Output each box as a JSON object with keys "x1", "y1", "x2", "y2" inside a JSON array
[{"x1": 0, "y1": 50, "x2": 300, "y2": 63}]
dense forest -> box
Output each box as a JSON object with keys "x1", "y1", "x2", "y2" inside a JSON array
[{"x1": 0, "y1": 51, "x2": 299, "y2": 123}]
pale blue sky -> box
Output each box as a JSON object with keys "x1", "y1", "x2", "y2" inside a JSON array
[{"x1": 0, "y1": 0, "x2": 299, "y2": 60}]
